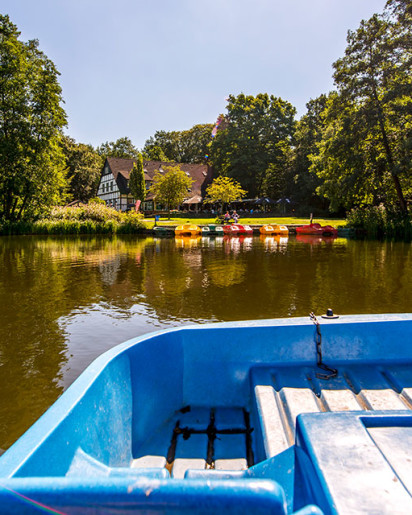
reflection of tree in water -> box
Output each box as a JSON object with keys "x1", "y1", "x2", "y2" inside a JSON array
[
  {"x1": 207, "y1": 259, "x2": 246, "y2": 288},
  {"x1": 0, "y1": 236, "x2": 153, "y2": 449}
]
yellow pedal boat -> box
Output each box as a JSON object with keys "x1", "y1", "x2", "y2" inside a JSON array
[
  {"x1": 175, "y1": 223, "x2": 201, "y2": 236},
  {"x1": 259, "y1": 224, "x2": 289, "y2": 236}
]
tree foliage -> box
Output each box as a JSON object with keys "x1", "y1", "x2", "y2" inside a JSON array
[
  {"x1": 313, "y1": 0, "x2": 412, "y2": 212},
  {"x1": 204, "y1": 176, "x2": 247, "y2": 212},
  {"x1": 209, "y1": 93, "x2": 296, "y2": 198},
  {"x1": 143, "y1": 124, "x2": 214, "y2": 164},
  {"x1": 62, "y1": 136, "x2": 103, "y2": 203},
  {"x1": 0, "y1": 15, "x2": 67, "y2": 221},
  {"x1": 129, "y1": 153, "x2": 146, "y2": 204},
  {"x1": 97, "y1": 137, "x2": 140, "y2": 160},
  {"x1": 148, "y1": 165, "x2": 194, "y2": 214},
  {"x1": 290, "y1": 95, "x2": 330, "y2": 212}
]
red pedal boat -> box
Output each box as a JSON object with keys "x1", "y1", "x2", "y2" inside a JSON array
[
  {"x1": 232, "y1": 224, "x2": 253, "y2": 235},
  {"x1": 296, "y1": 223, "x2": 337, "y2": 236}
]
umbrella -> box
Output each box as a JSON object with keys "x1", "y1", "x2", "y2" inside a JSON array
[{"x1": 254, "y1": 197, "x2": 276, "y2": 205}]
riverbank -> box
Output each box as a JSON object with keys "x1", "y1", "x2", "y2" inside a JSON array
[{"x1": 0, "y1": 212, "x2": 346, "y2": 236}]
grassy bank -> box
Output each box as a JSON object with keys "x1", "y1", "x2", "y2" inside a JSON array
[{"x1": 0, "y1": 204, "x2": 147, "y2": 236}]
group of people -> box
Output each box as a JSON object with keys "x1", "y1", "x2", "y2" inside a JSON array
[{"x1": 224, "y1": 210, "x2": 239, "y2": 223}]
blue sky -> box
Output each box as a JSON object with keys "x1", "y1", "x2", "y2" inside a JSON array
[{"x1": 2, "y1": 0, "x2": 387, "y2": 150}]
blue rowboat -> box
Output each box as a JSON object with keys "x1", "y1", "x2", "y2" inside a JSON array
[{"x1": 1, "y1": 314, "x2": 412, "y2": 514}]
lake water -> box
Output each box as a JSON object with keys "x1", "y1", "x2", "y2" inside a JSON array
[{"x1": 1, "y1": 234, "x2": 411, "y2": 449}]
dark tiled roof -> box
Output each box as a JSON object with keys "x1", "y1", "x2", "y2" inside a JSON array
[{"x1": 105, "y1": 157, "x2": 213, "y2": 200}]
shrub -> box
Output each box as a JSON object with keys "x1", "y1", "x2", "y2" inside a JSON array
[
  {"x1": 347, "y1": 206, "x2": 412, "y2": 240},
  {"x1": 0, "y1": 204, "x2": 147, "y2": 235}
]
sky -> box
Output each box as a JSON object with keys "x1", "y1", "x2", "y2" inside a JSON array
[{"x1": 2, "y1": 0, "x2": 387, "y2": 150}]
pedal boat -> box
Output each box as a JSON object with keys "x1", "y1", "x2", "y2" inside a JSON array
[
  {"x1": 1, "y1": 314, "x2": 412, "y2": 514},
  {"x1": 296, "y1": 223, "x2": 337, "y2": 236},
  {"x1": 174, "y1": 223, "x2": 201, "y2": 236},
  {"x1": 260, "y1": 224, "x2": 289, "y2": 236},
  {"x1": 201, "y1": 224, "x2": 224, "y2": 236},
  {"x1": 222, "y1": 224, "x2": 240, "y2": 235},
  {"x1": 231, "y1": 224, "x2": 253, "y2": 235}
]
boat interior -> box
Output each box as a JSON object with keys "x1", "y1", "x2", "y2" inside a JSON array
[{"x1": 1, "y1": 315, "x2": 412, "y2": 513}]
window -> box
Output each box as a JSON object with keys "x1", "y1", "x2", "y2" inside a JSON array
[{"x1": 110, "y1": 182, "x2": 113, "y2": 191}]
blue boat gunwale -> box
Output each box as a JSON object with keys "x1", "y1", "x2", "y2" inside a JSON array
[{"x1": 1, "y1": 313, "x2": 412, "y2": 479}]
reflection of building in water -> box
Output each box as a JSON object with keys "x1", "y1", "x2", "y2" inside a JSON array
[
  {"x1": 182, "y1": 252, "x2": 202, "y2": 269},
  {"x1": 99, "y1": 256, "x2": 122, "y2": 285}
]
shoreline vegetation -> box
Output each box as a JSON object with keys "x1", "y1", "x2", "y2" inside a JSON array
[
  {"x1": 1, "y1": 203, "x2": 411, "y2": 240},
  {"x1": 0, "y1": 204, "x2": 146, "y2": 236}
]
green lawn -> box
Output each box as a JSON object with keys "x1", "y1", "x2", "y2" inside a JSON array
[{"x1": 144, "y1": 216, "x2": 347, "y2": 229}]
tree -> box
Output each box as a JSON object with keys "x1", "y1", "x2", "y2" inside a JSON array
[
  {"x1": 97, "y1": 137, "x2": 140, "y2": 160},
  {"x1": 143, "y1": 124, "x2": 214, "y2": 164},
  {"x1": 62, "y1": 136, "x2": 103, "y2": 203},
  {"x1": 204, "y1": 176, "x2": 247, "y2": 213},
  {"x1": 209, "y1": 93, "x2": 296, "y2": 197},
  {"x1": 148, "y1": 165, "x2": 194, "y2": 217},
  {"x1": 290, "y1": 95, "x2": 330, "y2": 212},
  {"x1": 310, "y1": 92, "x2": 389, "y2": 212},
  {"x1": 0, "y1": 15, "x2": 67, "y2": 220},
  {"x1": 330, "y1": 0, "x2": 412, "y2": 212},
  {"x1": 129, "y1": 153, "x2": 146, "y2": 205},
  {"x1": 143, "y1": 145, "x2": 169, "y2": 162}
]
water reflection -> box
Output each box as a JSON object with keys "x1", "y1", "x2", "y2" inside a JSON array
[
  {"x1": 295, "y1": 234, "x2": 338, "y2": 245},
  {"x1": 1, "y1": 235, "x2": 412, "y2": 449}
]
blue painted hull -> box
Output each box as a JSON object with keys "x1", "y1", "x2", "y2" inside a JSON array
[{"x1": 1, "y1": 314, "x2": 412, "y2": 513}]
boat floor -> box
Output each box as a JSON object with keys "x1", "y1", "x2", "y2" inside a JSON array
[{"x1": 131, "y1": 362, "x2": 412, "y2": 479}]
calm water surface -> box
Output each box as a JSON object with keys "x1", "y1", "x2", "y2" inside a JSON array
[{"x1": 1, "y1": 234, "x2": 412, "y2": 449}]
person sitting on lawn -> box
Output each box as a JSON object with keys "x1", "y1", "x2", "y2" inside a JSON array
[
  {"x1": 224, "y1": 211, "x2": 231, "y2": 222},
  {"x1": 232, "y1": 210, "x2": 239, "y2": 223}
]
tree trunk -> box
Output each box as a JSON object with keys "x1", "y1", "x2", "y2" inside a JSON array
[
  {"x1": 16, "y1": 195, "x2": 28, "y2": 221},
  {"x1": 371, "y1": 86, "x2": 407, "y2": 213}
]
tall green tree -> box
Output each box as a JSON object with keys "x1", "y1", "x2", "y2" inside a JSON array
[
  {"x1": 129, "y1": 154, "x2": 146, "y2": 205},
  {"x1": 97, "y1": 137, "x2": 140, "y2": 160},
  {"x1": 291, "y1": 95, "x2": 330, "y2": 212},
  {"x1": 143, "y1": 124, "x2": 214, "y2": 164},
  {"x1": 311, "y1": 92, "x2": 390, "y2": 211},
  {"x1": 0, "y1": 15, "x2": 67, "y2": 220},
  {"x1": 62, "y1": 136, "x2": 103, "y2": 203},
  {"x1": 210, "y1": 93, "x2": 296, "y2": 197},
  {"x1": 328, "y1": 0, "x2": 412, "y2": 212},
  {"x1": 204, "y1": 176, "x2": 247, "y2": 213},
  {"x1": 148, "y1": 165, "x2": 194, "y2": 217}
]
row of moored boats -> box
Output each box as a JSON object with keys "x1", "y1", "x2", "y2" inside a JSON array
[{"x1": 157, "y1": 222, "x2": 338, "y2": 237}]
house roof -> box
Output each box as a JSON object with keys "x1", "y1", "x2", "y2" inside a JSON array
[{"x1": 105, "y1": 157, "x2": 213, "y2": 200}]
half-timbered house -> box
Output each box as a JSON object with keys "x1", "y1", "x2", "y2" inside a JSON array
[{"x1": 96, "y1": 157, "x2": 213, "y2": 212}]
